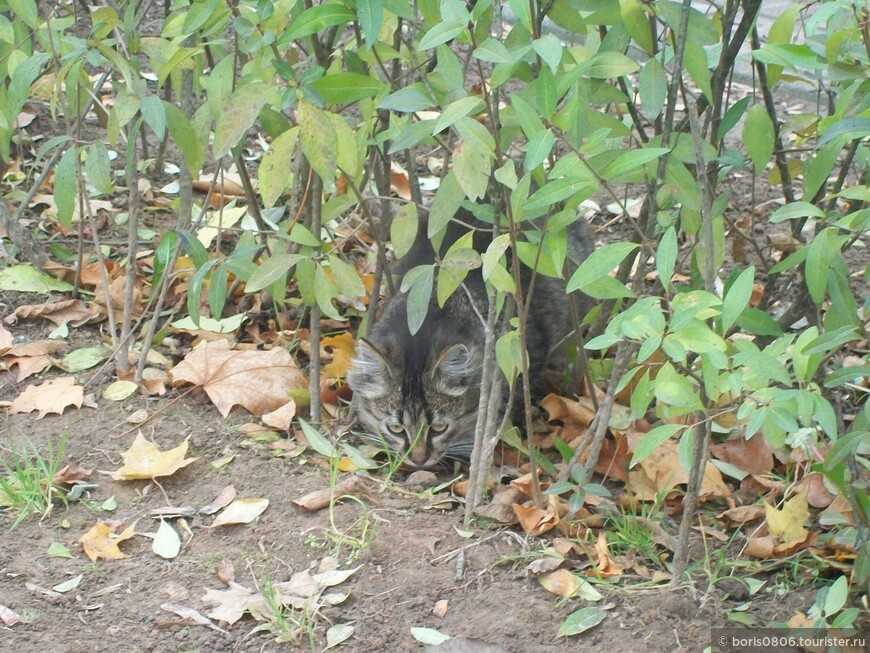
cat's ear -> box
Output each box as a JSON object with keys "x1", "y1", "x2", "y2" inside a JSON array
[
  {"x1": 348, "y1": 339, "x2": 393, "y2": 398},
  {"x1": 431, "y1": 343, "x2": 479, "y2": 396}
]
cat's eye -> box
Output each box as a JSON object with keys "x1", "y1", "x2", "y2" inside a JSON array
[
  {"x1": 429, "y1": 422, "x2": 448, "y2": 434},
  {"x1": 385, "y1": 423, "x2": 405, "y2": 435}
]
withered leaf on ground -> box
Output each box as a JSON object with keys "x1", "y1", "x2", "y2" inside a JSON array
[
  {"x1": 765, "y1": 490, "x2": 810, "y2": 543},
  {"x1": 293, "y1": 475, "x2": 370, "y2": 511},
  {"x1": 208, "y1": 498, "x2": 269, "y2": 527},
  {"x1": 160, "y1": 602, "x2": 228, "y2": 634},
  {"x1": 5, "y1": 299, "x2": 101, "y2": 328},
  {"x1": 79, "y1": 521, "x2": 136, "y2": 562},
  {"x1": 9, "y1": 376, "x2": 84, "y2": 418},
  {"x1": 261, "y1": 399, "x2": 296, "y2": 431},
  {"x1": 168, "y1": 340, "x2": 307, "y2": 417},
  {"x1": 100, "y1": 432, "x2": 198, "y2": 481}
]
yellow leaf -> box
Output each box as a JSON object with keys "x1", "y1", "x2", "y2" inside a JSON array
[
  {"x1": 764, "y1": 490, "x2": 809, "y2": 543},
  {"x1": 100, "y1": 432, "x2": 198, "y2": 480},
  {"x1": 78, "y1": 522, "x2": 135, "y2": 562},
  {"x1": 539, "y1": 569, "x2": 580, "y2": 598}
]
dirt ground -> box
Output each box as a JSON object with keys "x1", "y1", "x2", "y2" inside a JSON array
[{"x1": 0, "y1": 276, "x2": 824, "y2": 653}]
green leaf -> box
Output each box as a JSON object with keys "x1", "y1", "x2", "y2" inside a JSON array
[
  {"x1": 769, "y1": 201, "x2": 825, "y2": 223},
  {"x1": 557, "y1": 606, "x2": 607, "y2": 638},
  {"x1": 656, "y1": 226, "x2": 676, "y2": 292},
  {"x1": 0, "y1": 265, "x2": 75, "y2": 293},
  {"x1": 209, "y1": 265, "x2": 228, "y2": 319},
  {"x1": 390, "y1": 203, "x2": 418, "y2": 260},
  {"x1": 684, "y1": 41, "x2": 712, "y2": 101},
  {"x1": 752, "y1": 43, "x2": 826, "y2": 70},
  {"x1": 567, "y1": 242, "x2": 639, "y2": 292},
  {"x1": 85, "y1": 142, "x2": 113, "y2": 195},
  {"x1": 523, "y1": 129, "x2": 554, "y2": 172},
  {"x1": 721, "y1": 266, "x2": 754, "y2": 332},
  {"x1": 187, "y1": 259, "x2": 220, "y2": 325},
  {"x1": 805, "y1": 228, "x2": 845, "y2": 305},
  {"x1": 532, "y1": 33, "x2": 563, "y2": 72},
  {"x1": 405, "y1": 265, "x2": 434, "y2": 336},
  {"x1": 356, "y1": 0, "x2": 383, "y2": 48},
  {"x1": 410, "y1": 627, "x2": 450, "y2": 646},
  {"x1": 824, "y1": 575, "x2": 849, "y2": 616},
  {"x1": 601, "y1": 147, "x2": 669, "y2": 180},
  {"x1": 525, "y1": 178, "x2": 595, "y2": 212},
  {"x1": 153, "y1": 231, "x2": 178, "y2": 291},
  {"x1": 638, "y1": 57, "x2": 666, "y2": 119},
  {"x1": 311, "y1": 73, "x2": 387, "y2": 104},
  {"x1": 630, "y1": 424, "x2": 683, "y2": 468},
  {"x1": 452, "y1": 140, "x2": 489, "y2": 201},
  {"x1": 427, "y1": 172, "x2": 465, "y2": 238},
  {"x1": 473, "y1": 38, "x2": 514, "y2": 64},
  {"x1": 801, "y1": 325, "x2": 860, "y2": 356},
  {"x1": 436, "y1": 264, "x2": 467, "y2": 307},
  {"x1": 619, "y1": 0, "x2": 652, "y2": 53},
  {"x1": 377, "y1": 84, "x2": 433, "y2": 112},
  {"x1": 54, "y1": 147, "x2": 78, "y2": 229},
  {"x1": 60, "y1": 346, "x2": 109, "y2": 373},
  {"x1": 433, "y1": 96, "x2": 484, "y2": 134},
  {"x1": 508, "y1": 0, "x2": 532, "y2": 31},
  {"x1": 140, "y1": 94, "x2": 166, "y2": 141},
  {"x1": 717, "y1": 96, "x2": 750, "y2": 141},
  {"x1": 418, "y1": 21, "x2": 465, "y2": 50},
  {"x1": 165, "y1": 102, "x2": 206, "y2": 177},
  {"x1": 742, "y1": 104, "x2": 774, "y2": 171},
  {"x1": 327, "y1": 254, "x2": 365, "y2": 298},
  {"x1": 299, "y1": 418, "x2": 338, "y2": 458},
  {"x1": 277, "y1": 5, "x2": 355, "y2": 44},
  {"x1": 511, "y1": 94, "x2": 544, "y2": 138},
  {"x1": 535, "y1": 66, "x2": 557, "y2": 119},
  {"x1": 246, "y1": 254, "x2": 303, "y2": 293},
  {"x1": 588, "y1": 52, "x2": 638, "y2": 79},
  {"x1": 8, "y1": 0, "x2": 39, "y2": 28},
  {"x1": 298, "y1": 99, "x2": 338, "y2": 182},
  {"x1": 817, "y1": 116, "x2": 870, "y2": 148},
  {"x1": 259, "y1": 127, "x2": 299, "y2": 208},
  {"x1": 214, "y1": 83, "x2": 269, "y2": 158}
]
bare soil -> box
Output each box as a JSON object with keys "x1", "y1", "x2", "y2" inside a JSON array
[{"x1": 0, "y1": 304, "x2": 821, "y2": 653}]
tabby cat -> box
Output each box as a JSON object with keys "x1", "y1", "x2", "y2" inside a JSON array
[{"x1": 348, "y1": 208, "x2": 594, "y2": 469}]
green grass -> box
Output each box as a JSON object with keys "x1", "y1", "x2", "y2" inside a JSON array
[{"x1": 0, "y1": 430, "x2": 68, "y2": 529}]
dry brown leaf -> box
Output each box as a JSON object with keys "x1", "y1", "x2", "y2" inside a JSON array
[
  {"x1": 3, "y1": 339, "x2": 65, "y2": 358},
  {"x1": 100, "y1": 432, "x2": 198, "y2": 481},
  {"x1": 797, "y1": 472, "x2": 837, "y2": 509},
  {"x1": 390, "y1": 163, "x2": 412, "y2": 200},
  {"x1": 218, "y1": 559, "x2": 235, "y2": 585},
  {"x1": 540, "y1": 393, "x2": 595, "y2": 427},
  {"x1": 0, "y1": 324, "x2": 13, "y2": 351},
  {"x1": 168, "y1": 340, "x2": 307, "y2": 417},
  {"x1": 53, "y1": 464, "x2": 92, "y2": 486},
  {"x1": 539, "y1": 569, "x2": 581, "y2": 598},
  {"x1": 261, "y1": 399, "x2": 296, "y2": 431},
  {"x1": 709, "y1": 433, "x2": 774, "y2": 476},
  {"x1": 200, "y1": 485, "x2": 237, "y2": 515},
  {"x1": 513, "y1": 503, "x2": 559, "y2": 536},
  {"x1": 208, "y1": 498, "x2": 269, "y2": 527},
  {"x1": 160, "y1": 603, "x2": 228, "y2": 634},
  {"x1": 6, "y1": 355, "x2": 54, "y2": 381},
  {"x1": 79, "y1": 521, "x2": 135, "y2": 562},
  {"x1": 293, "y1": 476, "x2": 370, "y2": 511},
  {"x1": 716, "y1": 505, "x2": 765, "y2": 528},
  {"x1": 5, "y1": 299, "x2": 100, "y2": 328},
  {"x1": 9, "y1": 376, "x2": 84, "y2": 418},
  {"x1": 593, "y1": 531, "x2": 623, "y2": 577}
]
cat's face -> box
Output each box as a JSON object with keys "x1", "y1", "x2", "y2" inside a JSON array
[{"x1": 348, "y1": 340, "x2": 480, "y2": 469}]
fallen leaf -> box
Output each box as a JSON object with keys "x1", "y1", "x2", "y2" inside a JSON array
[
  {"x1": 59, "y1": 346, "x2": 109, "y2": 373},
  {"x1": 200, "y1": 485, "x2": 237, "y2": 515},
  {"x1": 432, "y1": 599, "x2": 449, "y2": 618},
  {"x1": 5, "y1": 300, "x2": 100, "y2": 328},
  {"x1": 765, "y1": 490, "x2": 809, "y2": 543},
  {"x1": 557, "y1": 606, "x2": 607, "y2": 637},
  {"x1": 160, "y1": 603, "x2": 228, "y2": 634},
  {"x1": 103, "y1": 380, "x2": 139, "y2": 400},
  {"x1": 321, "y1": 332, "x2": 355, "y2": 380},
  {"x1": 292, "y1": 476, "x2": 370, "y2": 511},
  {"x1": 6, "y1": 354, "x2": 54, "y2": 381},
  {"x1": 261, "y1": 399, "x2": 296, "y2": 431},
  {"x1": 208, "y1": 498, "x2": 269, "y2": 527},
  {"x1": 79, "y1": 521, "x2": 135, "y2": 562},
  {"x1": 9, "y1": 376, "x2": 84, "y2": 418},
  {"x1": 593, "y1": 531, "x2": 623, "y2": 577},
  {"x1": 0, "y1": 604, "x2": 21, "y2": 627},
  {"x1": 324, "y1": 623, "x2": 354, "y2": 650},
  {"x1": 151, "y1": 519, "x2": 181, "y2": 559},
  {"x1": 513, "y1": 503, "x2": 559, "y2": 536},
  {"x1": 101, "y1": 433, "x2": 198, "y2": 480},
  {"x1": 168, "y1": 340, "x2": 307, "y2": 417},
  {"x1": 539, "y1": 569, "x2": 581, "y2": 598},
  {"x1": 0, "y1": 265, "x2": 75, "y2": 293},
  {"x1": 710, "y1": 433, "x2": 774, "y2": 476},
  {"x1": 52, "y1": 574, "x2": 83, "y2": 593}
]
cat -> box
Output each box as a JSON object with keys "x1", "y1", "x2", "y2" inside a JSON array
[{"x1": 347, "y1": 206, "x2": 594, "y2": 469}]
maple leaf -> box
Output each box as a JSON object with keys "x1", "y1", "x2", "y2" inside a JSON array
[
  {"x1": 9, "y1": 376, "x2": 84, "y2": 418},
  {"x1": 765, "y1": 490, "x2": 810, "y2": 543},
  {"x1": 320, "y1": 332, "x2": 355, "y2": 381},
  {"x1": 79, "y1": 521, "x2": 135, "y2": 562},
  {"x1": 168, "y1": 340, "x2": 307, "y2": 417},
  {"x1": 100, "y1": 432, "x2": 198, "y2": 480},
  {"x1": 5, "y1": 299, "x2": 100, "y2": 328}
]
